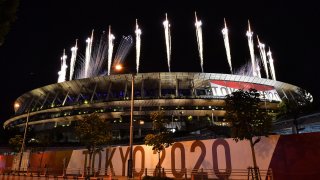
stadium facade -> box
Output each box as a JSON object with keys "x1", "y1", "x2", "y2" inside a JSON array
[{"x1": 3, "y1": 72, "x2": 306, "y2": 143}]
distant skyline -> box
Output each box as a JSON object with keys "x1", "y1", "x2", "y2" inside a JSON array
[{"x1": 0, "y1": 1, "x2": 319, "y2": 121}]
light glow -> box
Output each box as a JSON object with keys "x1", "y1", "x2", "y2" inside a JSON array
[{"x1": 115, "y1": 64, "x2": 123, "y2": 71}]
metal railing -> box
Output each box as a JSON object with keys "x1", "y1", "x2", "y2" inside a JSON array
[{"x1": 0, "y1": 167, "x2": 273, "y2": 180}]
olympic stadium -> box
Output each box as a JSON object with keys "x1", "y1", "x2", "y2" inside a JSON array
[
  {"x1": 3, "y1": 19, "x2": 317, "y2": 144},
  {"x1": 3, "y1": 72, "x2": 308, "y2": 144}
]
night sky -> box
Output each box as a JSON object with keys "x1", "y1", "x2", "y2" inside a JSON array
[{"x1": 0, "y1": 1, "x2": 319, "y2": 122}]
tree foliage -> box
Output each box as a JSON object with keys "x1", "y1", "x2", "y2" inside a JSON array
[
  {"x1": 144, "y1": 132, "x2": 173, "y2": 153},
  {"x1": 74, "y1": 113, "x2": 112, "y2": 153},
  {"x1": 277, "y1": 88, "x2": 313, "y2": 133},
  {"x1": 144, "y1": 111, "x2": 173, "y2": 171},
  {"x1": 0, "y1": 0, "x2": 20, "y2": 46},
  {"x1": 74, "y1": 113, "x2": 112, "y2": 176},
  {"x1": 225, "y1": 88, "x2": 273, "y2": 142},
  {"x1": 150, "y1": 111, "x2": 170, "y2": 133},
  {"x1": 8, "y1": 134, "x2": 23, "y2": 153},
  {"x1": 278, "y1": 88, "x2": 313, "y2": 119},
  {"x1": 225, "y1": 88, "x2": 274, "y2": 177}
]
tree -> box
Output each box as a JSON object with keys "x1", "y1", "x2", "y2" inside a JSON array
[
  {"x1": 1, "y1": 126, "x2": 20, "y2": 146},
  {"x1": 225, "y1": 88, "x2": 273, "y2": 180},
  {"x1": 74, "y1": 113, "x2": 112, "y2": 176},
  {"x1": 8, "y1": 134, "x2": 23, "y2": 153},
  {"x1": 0, "y1": 0, "x2": 20, "y2": 46},
  {"x1": 278, "y1": 88, "x2": 313, "y2": 133},
  {"x1": 144, "y1": 111, "x2": 174, "y2": 176}
]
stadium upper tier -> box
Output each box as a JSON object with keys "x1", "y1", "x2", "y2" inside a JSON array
[{"x1": 4, "y1": 72, "x2": 303, "y2": 130}]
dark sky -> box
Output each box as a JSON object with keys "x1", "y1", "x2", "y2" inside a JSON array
[{"x1": 0, "y1": 1, "x2": 319, "y2": 122}]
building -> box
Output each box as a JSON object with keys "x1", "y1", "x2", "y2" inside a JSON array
[{"x1": 3, "y1": 72, "x2": 306, "y2": 143}]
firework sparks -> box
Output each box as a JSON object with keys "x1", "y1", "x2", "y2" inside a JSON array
[
  {"x1": 257, "y1": 36, "x2": 269, "y2": 79},
  {"x1": 256, "y1": 59, "x2": 261, "y2": 78},
  {"x1": 58, "y1": 49, "x2": 68, "y2": 83},
  {"x1": 69, "y1": 39, "x2": 78, "y2": 80},
  {"x1": 107, "y1": 26, "x2": 115, "y2": 75},
  {"x1": 75, "y1": 31, "x2": 109, "y2": 79},
  {"x1": 88, "y1": 31, "x2": 108, "y2": 77},
  {"x1": 267, "y1": 47, "x2": 276, "y2": 80},
  {"x1": 163, "y1": 13, "x2": 172, "y2": 72},
  {"x1": 113, "y1": 35, "x2": 133, "y2": 67},
  {"x1": 246, "y1": 20, "x2": 257, "y2": 77},
  {"x1": 195, "y1": 12, "x2": 204, "y2": 73},
  {"x1": 222, "y1": 18, "x2": 232, "y2": 74},
  {"x1": 85, "y1": 30, "x2": 94, "y2": 78},
  {"x1": 135, "y1": 19, "x2": 142, "y2": 73}
]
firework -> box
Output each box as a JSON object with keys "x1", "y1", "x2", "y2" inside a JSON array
[
  {"x1": 195, "y1": 12, "x2": 204, "y2": 73},
  {"x1": 135, "y1": 19, "x2": 142, "y2": 73},
  {"x1": 69, "y1": 39, "x2": 78, "y2": 80},
  {"x1": 222, "y1": 18, "x2": 232, "y2": 74},
  {"x1": 85, "y1": 30, "x2": 94, "y2": 78},
  {"x1": 257, "y1": 36, "x2": 269, "y2": 79},
  {"x1": 58, "y1": 49, "x2": 68, "y2": 83},
  {"x1": 163, "y1": 13, "x2": 172, "y2": 72},
  {"x1": 113, "y1": 35, "x2": 133, "y2": 67},
  {"x1": 107, "y1": 26, "x2": 115, "y2": 75},
  {"x1": 246, "y1": 21, "x2": 257, "y2": 77},
  {"x1": 267, "y1": 47, "x2": 276, "y2": 80}
]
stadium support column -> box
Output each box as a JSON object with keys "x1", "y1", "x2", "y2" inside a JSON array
[
  {"x1": 124, "y1": 80, "x2": 128, "y2": 100},
  {"x1": 90, "y1": 83, "x2": 98, "y2": 103},
  {"x1": 141, "y1": 79, "x2": 144, "y2": 98},
  {"x1": 106, "y1": 82, "x2": 112, "y2": 101},
  {"x1": 191, "y1": 79, "x2": 196, "y2": 97},
  {"x1": 175, "y1": 78, "x2": 179, "y2": 97},
  {"x1": 62, "y1": 90, "x2": 70, "y2": 106},
  {"x1": 158, "y1": 77, "x2": 161, "y2": 98}
]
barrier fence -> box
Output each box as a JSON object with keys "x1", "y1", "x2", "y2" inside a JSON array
[{"x1": 0, "y1": 167, "x2": 273, "y2": 180}]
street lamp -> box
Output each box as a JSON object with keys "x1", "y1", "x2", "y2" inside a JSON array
[
  {"x1": 128, "y1": 73, "x2": 135, "y2": 178},
  {"x1": 139, "y1": 120, "x2": 144, "y2": 137},
  {"x1": 114, "y1": 64, "x2": 135, "y2": 178},
  {"x1": 211, "y1": 108, "x2": 215, "y2": 125},
  {"x1": 18, "y1": 109, "x2": 30, "y2": 173}
]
